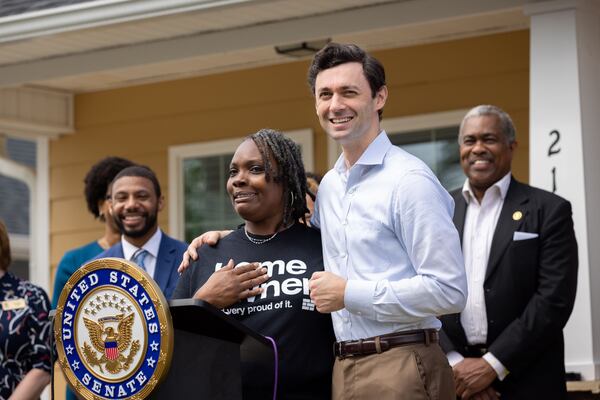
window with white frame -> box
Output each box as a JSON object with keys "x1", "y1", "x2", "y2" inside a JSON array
[
  {"x1": 382, "y1": 111, "x2": 467, "y2": 191},
  {"x1": 383, "y1": 111, "x2": 467, "y2": 191},
  {"x1": 387, "y1": 131, "x2": 464, "y2": 192},
  {"x1": 169, "y1": 130, "x2": 314, "y2": 243}
]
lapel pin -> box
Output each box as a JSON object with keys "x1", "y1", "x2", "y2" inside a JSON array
[{"x1": 512, "y1": 211, "x2": 523, "y2": 221}]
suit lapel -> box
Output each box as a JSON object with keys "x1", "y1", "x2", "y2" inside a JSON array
[
  {"x1": 109, "y1": 243, "x2": 124, "y2": 258},
  {"x1": 450, "y1": 191, "x2": 470, "y2": 343},
  {"x1": 153, "y1": 234, "x2": 174, "y2": 292},
  {"x1": 453, "y1": 191, "x2": 467, "y2": 246},
  {"x1": 485, "y1": 179, "x2": 528, "y2": 281}
]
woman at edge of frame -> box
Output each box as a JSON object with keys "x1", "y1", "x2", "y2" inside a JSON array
[
  {"x1": 172, "y1": 128, "x2": 334, "y2": 400},
  {"x1": 0, "y1": 220, "x2": 52, "y2": 400}
]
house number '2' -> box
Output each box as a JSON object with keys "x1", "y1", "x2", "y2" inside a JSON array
[{"x1": 548, "y1": 130, "x2": 561, "y2": 192}]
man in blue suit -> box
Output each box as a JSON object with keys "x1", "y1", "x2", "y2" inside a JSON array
[{"x1": 96, "y1": 165, "x2": 187, "y2": 299}]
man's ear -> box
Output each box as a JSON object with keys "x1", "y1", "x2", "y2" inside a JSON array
[
  {"x1": 158, "y1": 195, "x2": 165, "y2": 212},
  {"x1": 375, "y1": 85, "x2": 388, "y2": 111},
  {"x1": 106, "y1": 199, "x2": 115, "y2": 216}
]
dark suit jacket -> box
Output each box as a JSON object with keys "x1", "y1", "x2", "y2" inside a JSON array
[
  {"x1": 94, "y1": 231, "x2": 187, "y2": 299},
  {"x1": 440, "y1": 178, "x2": 578, "y2": 399}
]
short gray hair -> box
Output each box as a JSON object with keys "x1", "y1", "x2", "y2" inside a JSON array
[{"x1": 459, "y1": 105, "x2": 516, "y2": 144}]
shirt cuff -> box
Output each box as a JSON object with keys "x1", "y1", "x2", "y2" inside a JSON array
[
  {"x1": 344, "y1": 279, "x2": 377, "y2": 319},
  {"x1": 446, "y1": 351, "x2": 464, "y2": 367},
  {"x1": 482, "y1": 352, "x2": 509, "y2": 381}
]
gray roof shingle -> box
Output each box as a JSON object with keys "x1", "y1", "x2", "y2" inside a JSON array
[{"x1": 0, "y1": 0, "x2": 97, "y2": 18}]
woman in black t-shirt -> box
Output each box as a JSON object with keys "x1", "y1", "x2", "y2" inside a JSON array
[{"x1": 173, "y1": 129, "x2": 334, "y2": 400}]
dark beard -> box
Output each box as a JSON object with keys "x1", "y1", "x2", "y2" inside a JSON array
[{"x1": 114, "y1": 211, "x2": 158, "y2": 238}]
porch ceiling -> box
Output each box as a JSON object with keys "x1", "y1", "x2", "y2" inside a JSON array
[{"x1": 0, "y1": 0, "x2": 531, "y2": 93}]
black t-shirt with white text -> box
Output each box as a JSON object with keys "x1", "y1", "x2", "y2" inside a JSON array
[{"x1": 173, "y1": 223, "x2": 334, "y2": 399}]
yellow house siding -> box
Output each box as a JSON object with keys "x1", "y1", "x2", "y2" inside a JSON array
[
  {"x1": 49, "y1": 29, "x2": 529, "y2": 288},
  {"x1": 379, "y1": 31, "x2": 529, "y2": 181}
]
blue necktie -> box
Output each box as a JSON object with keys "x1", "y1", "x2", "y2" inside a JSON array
[{"x1": 131, "y1": 249, "x2": 148, "y2": 271}]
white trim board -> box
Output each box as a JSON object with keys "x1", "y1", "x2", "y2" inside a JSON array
[
  {"x1": 0, "y1": 87, "x2": 74, "y2": 138},
  {"x1": 0, "y1": 0, "x2": 256, "y2": 44},
  {"x1": 381, "y1": 109, "x2": 469, "y2": 134}
]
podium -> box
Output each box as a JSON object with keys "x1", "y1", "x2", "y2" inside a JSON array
[
  {"x1": 149, "y1": 299, "x2": 277, "y2": 400},
  {"x1": 52, "y1": 299, "x2": 277, "y2": 400}
]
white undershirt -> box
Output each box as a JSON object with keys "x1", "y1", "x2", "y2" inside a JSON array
[{"x1": 446, "y1": 172, "x2": 511, "y2": 380}]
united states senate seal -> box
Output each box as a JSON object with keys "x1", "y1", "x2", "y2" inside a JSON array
[{"x1": 54, "y1": 258, "x2": 173, "y2": 400}]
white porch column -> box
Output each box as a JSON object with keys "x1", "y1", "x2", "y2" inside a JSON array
[
  {"x1": 29, "y1": 137, "x2": 50, "y2": 290},
  {"x1": 525, "y1": 0, "x2": 600, "y2": 380}
]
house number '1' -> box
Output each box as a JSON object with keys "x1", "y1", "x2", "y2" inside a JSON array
[{"x1": 548, "y1": 130, "x2": 561, "y2": 192}]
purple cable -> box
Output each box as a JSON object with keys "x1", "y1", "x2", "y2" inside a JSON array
[{"x1": 264, "y1": 336, "x2": 279, "y2": 400}]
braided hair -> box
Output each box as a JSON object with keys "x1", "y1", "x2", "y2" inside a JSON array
[{"x1": 248, "y1": 129, "x2": 309, "y2": 227}]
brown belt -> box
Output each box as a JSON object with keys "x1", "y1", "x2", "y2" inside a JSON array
[{"x1": 334, "y1": 329, "x2": 438, "y2": 359}]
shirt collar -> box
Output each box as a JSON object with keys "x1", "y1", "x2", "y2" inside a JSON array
[
  {"x1": 334, "y1": 131, "x2": 391, "y2": 174},
  {"x1": 462, "y1": 171, "x2": 512, "y2": 203},
  {"x1": 121, "y1": 228, "x2": 162, "y2": 260}
]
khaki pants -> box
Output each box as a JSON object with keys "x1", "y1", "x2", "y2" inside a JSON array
[{"x1": 332, "y1": 342, "x2": 455, "y2": 400}]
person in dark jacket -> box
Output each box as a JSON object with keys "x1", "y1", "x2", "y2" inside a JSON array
[{"x1": 440, "y1": 105, "x2": 578, "y2": 400}]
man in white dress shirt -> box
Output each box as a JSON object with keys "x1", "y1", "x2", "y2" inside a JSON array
[{"x1": 306, "y1": 42, "x2": 467, "y2": 400}]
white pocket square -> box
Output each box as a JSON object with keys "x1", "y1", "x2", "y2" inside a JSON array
[{"x1": 513, "y1": 231, "x2": 539, "y2": 241}]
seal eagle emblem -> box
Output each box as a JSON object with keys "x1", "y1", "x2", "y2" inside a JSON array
[
  {"x1": 54, "y1": 258, "x2": 173, "y2": 400},
  {"x1": 82, "y1": 313, "x2": 139, "y2": 374}
]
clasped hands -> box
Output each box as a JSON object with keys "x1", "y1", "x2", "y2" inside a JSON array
[{"x1": 453, "y1": 357, "x2": 499, "y2": 400}]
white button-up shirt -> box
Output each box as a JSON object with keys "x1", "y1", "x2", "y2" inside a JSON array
[
  {"x1": 460, "y1": 172, "x2": 511, "y2": 344},
  {"x1": 312, "y1": 131, "x2": 467, "y2": 341},
  {"x1": 446, "y1": 172, "x2": 511, "y2": 380}
]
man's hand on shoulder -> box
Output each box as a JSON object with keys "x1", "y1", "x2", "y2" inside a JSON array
[
  {"x1": 193, "y1": 260, "x2": 269, "y2": 309},
  {"x1": 309, "y1": 271, "x2": 346, "y2": 313},
  {"x1": 178, "y1": 230, "x2": 233, "y2": 274},
  {"x1": 453, "y1": 357, "x2": 497, "y2": 399}
]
